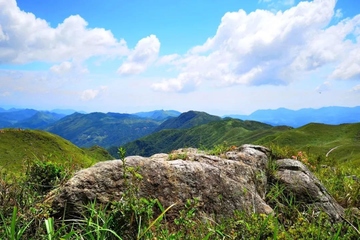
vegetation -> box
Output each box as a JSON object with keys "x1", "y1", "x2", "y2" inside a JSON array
[
  {"x1": 122, "y1": 118, "x2": 282, "y2": 157},
  {"x1": 0, "y1": 109, "x2": 359, "y2": 238},
  {"x1": 45, "y1": 112, "x2": 162, "y2": 148},
  {"x1": 122, "y1": 121, "x2": 360, "y2": 171},
  {"x1": 256, "y1": 122, "x2": 360, "y2": 168},
  {"x1": 0, "y1": 142, "x2": 359, "y2": 239},
  {"x1": 0, "y1": 129, "x2": 110, "y2": 174},
  {"x1": 155, "y1": 110, "x2": 222, "y2": 132}
]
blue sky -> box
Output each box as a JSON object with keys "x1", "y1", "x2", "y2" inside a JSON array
[{"x1": 0, "y1": 0, "x2": 359, "y2": 115}]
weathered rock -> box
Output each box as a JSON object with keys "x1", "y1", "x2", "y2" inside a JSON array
[
  {"x1": 49, "y1": 144, "x2": 272, "y2": 219},
  {"x1": 273, "y1": 159, "x2": 344, "y2": 221},
  {"x1": 48, "y1": 144, "x2": 344, "y2": 222}
]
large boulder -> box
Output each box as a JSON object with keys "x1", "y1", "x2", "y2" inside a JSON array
[{"x1": 48, "y1": 144, "x2": 344, "y2": 222}]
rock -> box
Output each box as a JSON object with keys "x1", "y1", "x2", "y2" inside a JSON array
[
  {"x1": 49, "y1": 144, "x2": 344, "y2": 222},
  {"x1": 49, "y1": 144, "x2": 272, "y2": 219},
  {"x1": 273, "y1": 159, "x2": 344, "y2": 221}
]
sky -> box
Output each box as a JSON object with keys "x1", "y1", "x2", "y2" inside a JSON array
[{"x1": 0, "y1": 0, "x2": 359, "y2": 115}]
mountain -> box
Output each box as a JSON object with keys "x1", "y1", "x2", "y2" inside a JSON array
[
  {"x1": 155, "y1": 110, "x2": 221, "y2": 132},
  {"x1": 227, "y1": 106, "x2": 360, "y2": 127},
  {"x1": 133, "y1": 110, "x2": 181, "y2": 121},
  {"x1": 254, "y1": 122, "x2": 360, "y2": 167},
  {"x1": 122, "y1": 118, "x2": 275, "y2": 157},
  {"x1": 51, "y1": 108, "x2": 86, "y2": 115},
  {"x1": 45, "y1": 112, "x2": 162, "y2": 148},
  {"x1": 14, "y1": 111, "x2": 65, "y2": 129},
  {"x1": 0, "y1": 129, "x2": 110, "y2": 174},
  {"x1": 0, "y1": 108, "x2": 38, "y2": 127}
]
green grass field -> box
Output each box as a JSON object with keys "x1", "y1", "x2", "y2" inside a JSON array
[{"x1": 0, "y1": 128, "x2": 111, "y2": 174}]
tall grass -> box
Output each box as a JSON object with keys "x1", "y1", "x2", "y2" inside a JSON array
[{"x1": 0, "y1": 145, "x2": 359, "y2": 239}]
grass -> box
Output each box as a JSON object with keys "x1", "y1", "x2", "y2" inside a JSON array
[
  {"x1": 0, "y1": 128, "x2": 109, "y2": 174},
  {"x1": 0, "y1": 143, "x2": 359, "y2": 239}
]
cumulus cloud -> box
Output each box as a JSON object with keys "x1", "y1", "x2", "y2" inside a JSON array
[
  {"x1": 151, "y1": 72, "x2": 201, "y2": 93},
  {"x1": 0, "y1": 0, "x2": 128, "y2": 64},
  {"x1": 117, "y1": 35, "x2": 160, "y2": 75},
  {"x1": 153, "y1": 0, "x2": 360, "y2": 93},
  {"x1": 80, "y1": 86, "x2": 108, "y2": 101},
  {"x1": 330, "y1": 47, "x2": 360, "y2": 80}
]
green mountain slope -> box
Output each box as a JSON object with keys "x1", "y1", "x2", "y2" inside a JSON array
[
  {"x1": 0, "y1": 129, "x2": 110, "y2": 174},
  {"x1": 122, "y1": 118, "x2": 275, "y2": 157},
  {"x1": 155, "y1": 110, "x2": 221, "y2": 132},
  {"x1": 254, "y1": 122, "x2": 360, "y2": 167},
  {"x1": 46, "y1": 112, "x2": 161, "y2": 148}
]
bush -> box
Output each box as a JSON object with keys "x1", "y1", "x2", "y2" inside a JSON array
[{"x1": 25, "y1": 158, "x2": 64, "y2": 194}]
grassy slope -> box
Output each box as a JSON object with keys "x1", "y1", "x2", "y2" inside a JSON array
[
  {"x1": 255, "y1": 122, "x2": 360, "y2": 167},
  {"x1": 0, "y1": 129, "x2": 111, "y2": 174},
  {"x1": 122, "y1": 118, "x2": 276, "y2": 156}
]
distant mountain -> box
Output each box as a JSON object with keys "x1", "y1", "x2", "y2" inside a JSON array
[
  {"x1": 51, "y1": 109, "x2": 87, "y2": 115},
  {"x1": 0, "y1": 108, "x2": 38, "y2": 128},
  {"x1": 227, "y1": 106, "x2": 360, "y2": 127},
  {"x1": 14, "y1": 111, "x2": 65, "y2": 129},
  {"x1": 122, "y1": 118, "x2": 275, "y2": 157},
  {"x1": 46, "y1": 112, "x2": 162, "y2": 148},
  {"x1": 155, "y1": 110, "x2": 221, "y2": 132},
  {"x1": 133, "y1": 110, "x2": 181, "y2": 121}
]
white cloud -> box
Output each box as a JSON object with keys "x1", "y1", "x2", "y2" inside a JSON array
[
  {"x1": 330, "y1": 47, "x2": 360, "y2": 80},
  {"x1": 316, "y1": 81, "x2": 331, "y2": 93},
  {"x1": 0, "y1": 0, "x2": 128, "y2": 64},
  {"x1": 335, "y1": 9, "x2": 343, "y2": 19},
  {"x1": 117, "y1": 35, "x2": 160, "y2": 75},
  {"x1": 50, "y1": 61, "x2": 88, "y2": 74},
  {"x1": 151, "y1": 72, "x2": 201, "y2": 93},
  {"x1": 154, "y1": 0, "x2": 360, "y2": 93},
  {"x1": 156, "y1": 54, "x2": 180, "y2": 65},
  {"x1": 80, "y1": 86, "x2": 108, "y2": 101},
  {"x1": 50, "y1": 61, "x2": 73, "y2": 74},
  {"x1": 352, "y1": 84, "x2": 360, "y2": 92}
]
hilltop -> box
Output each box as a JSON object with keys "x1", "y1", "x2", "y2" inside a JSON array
[{"x1": 155, "y1": 110, "x2": 221, "y2": 132}]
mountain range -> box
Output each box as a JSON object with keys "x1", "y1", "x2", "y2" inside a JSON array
[
  {"x1": 227, "y1": 106, "x2": 360, "y2": 127},
  {"x1": 1, "y1": 106, "x2": 359, "y2": 154}
]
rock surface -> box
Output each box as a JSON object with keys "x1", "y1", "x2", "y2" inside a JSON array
[
  {"x1": 273, "y1": 159, "x2": 344, "y2": 221},
  {"x1": 49, "y1": 144, "x2": 344, "y2": 222}
]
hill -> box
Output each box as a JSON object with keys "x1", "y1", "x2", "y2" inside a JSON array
[
  {"x1": 254, "y1": 122, "x2": 360, "y2": 167},
  {"x1": 228, "y1": 106, "x2": 360, "y2": 127},
  {"x1": 122, "y1": 118, "x2": 275, "y2": 157},
  {"x1": 46, "y1": 112, "x2": 162, "y2": 148},
  {"x1": 155, "y1": 110, "x2": 221, "y2": 132},
  {"x1": 0, "y1": 129, "x2": 111, "y2": 174}
]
